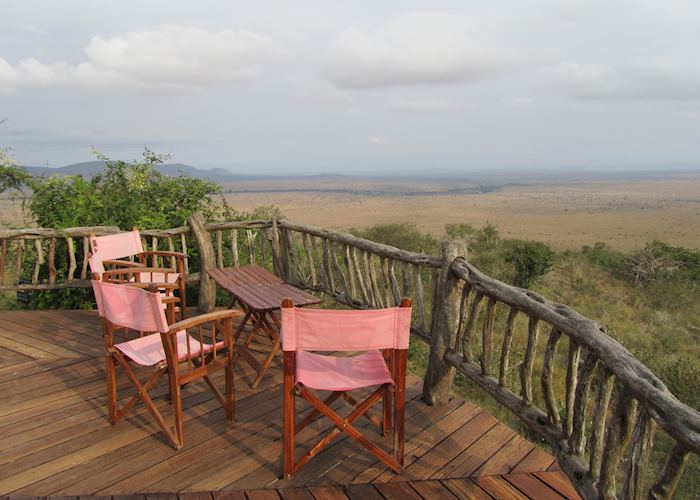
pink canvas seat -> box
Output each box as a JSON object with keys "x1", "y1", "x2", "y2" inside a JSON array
[
  {"x1": 92, "y1": 277, "x2": 239, "y2": 449},
  {"x1": 115, "y1": 330, "x2": 225, "y2": 366},
  {"x1": 296, "y1": 350, "x2": 393, "y2": 392},
  {"x1": 90, "y1": 229, "x2": 187, "y2": 318},
  {"x1": 281, "y1": 297, "x2": 412, "y2": 479}
]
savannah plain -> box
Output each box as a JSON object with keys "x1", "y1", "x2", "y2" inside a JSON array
[
  {"x1": 1, "y1": 172, "x2": 699, "y2": 254},
  {"x1": 223, "y1": 173, "x2": 700, "y2": 252}
]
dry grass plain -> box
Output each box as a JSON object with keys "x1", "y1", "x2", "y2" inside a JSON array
[
  {"x1": 224, "y1": 174, "x2": 700, "y2": 252},
  {"x1": 2, "y1": 173, "x2": 698, "y2": 252}
]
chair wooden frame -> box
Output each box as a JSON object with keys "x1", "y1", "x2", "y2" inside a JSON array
[
  {"x1": 93, "y1": 276, "x2": 240, "y2": 449},
  {"x1": 90, "y1": 228, "x2": 188, "y2": 318},
  {"x1": 281, "y1": 297, "x2": 411, "y2": 479}
]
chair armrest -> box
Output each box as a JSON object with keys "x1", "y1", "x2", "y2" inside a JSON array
[
  {"x1": 102, "y1": 259, "x2": 146, "y2": 268},
  {"x1": 167, "y1": 309, "x2": 243, "y2": 333},
  {"x1": 101, "y1": 266, "x2": 182, "y2": 283},
  {"x1": 138, "y1": 250, "x2": 187, "y2": 260},
  {"x1": 121, "y1": 282, "x2": 179, "y2": 291}
]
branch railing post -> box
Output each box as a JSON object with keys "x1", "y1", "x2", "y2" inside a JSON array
[
  {"x1": 422, "y1": 239, "x2": 467, "y2": 406},
  {"x1": 188, "y1": 212, "x2": 216, "y2": 313}
]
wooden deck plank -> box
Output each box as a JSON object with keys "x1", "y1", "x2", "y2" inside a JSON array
[
  {"x1": 212, "y1": 492, "x2": 246, "y2": 500},
  {"x1": 307, "y1": 486, "x2": 349, "y2": 500},
  {"x1": 373, "y1": 481, "x2": 423, "y2": 500},
  {"x1": 344, "y1": 483, "x2": 383, "y2": 500},
  {"x1": 397, "y1": 410, "x2": 499, "y2": 481},
  {"x1": 471, "y1": 434, "x2": 535, "y2": 476},
  {"x1": 245, "y1": 489, "x2": 281, "y2": 500},
  {"x1": 504, "y1": 472, "x2": 565, "y2": 500},
  {"x1": 0, "y1": 334, "x2": 58, "y2": 359},
  {"x1": 534, "y1": 472, "x2": 582, "y2": 500},
  {"x1": 0, "y1": 356, "x2": 103, "y2": 401},
  {"x1": 0, "y1": 356, "x2": 84, "y2": 382},
  {"x1": 0, "y1": 309, "x2": 575, "y2": 499},
  {"x1": 346, "y1": 398, "x2": 478, "y2": 485},
  {"x1": 473, "y1": 475, "x2": 530, "y2": 500},
  {"x1": 207, "y1": 384, "x2": 425, "y2": 491},
  {"x1": 277, "y1": 384, "x2": 447, "y2": 489},
  {"x1": 0, "y1": 310, "x2": 102, "y2": 350},
  {"x1": 49, "y1": 370, "x2": 282, "y2": 495},
  {"x1": 366, "y1": 402, "x2": 481, "y2": 484},
  {"x1": 0, "y1": 345, "x2": 33, "y2": 367},
  {"x1": 277, "y1": 487, "x2": 315, "y2": 500},
  {"x1": 0, "y1": 315, "x2": 101, "y2": 358},
  {"x1": 432, "y1": 421, "x2": 517, "y2": 479},
  {"x1": 509, "y1": 446, "x2": 556, "y2": 474},
  {"x1": 408, "y1": 480, "x2": 458, "y2": 499},
  {"x1": 440, "y1": 478, "x2": 493, "y2": 500}
]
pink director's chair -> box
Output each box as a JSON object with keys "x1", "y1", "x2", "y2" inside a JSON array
[
  {"x1": 281, "y1": 297, "x2": 412, "y2": 479},
  {"x1": 89, "y1": 229, "x2": 188, "y2": 318},
  {"x1": 92, "y1": 276, "x2": 239, "y2": 449}
]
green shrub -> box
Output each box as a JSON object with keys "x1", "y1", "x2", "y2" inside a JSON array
[
  {"x1": 351, "y1": 223, "x2": 438, "y2": 255},
  {"x1": 28, "y1": 149, "x2": 223, "y2": 230},
  {"x1": 445, "y1": 222, "x2": 476, "y2": 239},
  {"x1": 582, "y1": 242, "x2": 628, "y2": 276},
  {"x1": 504, "y1": 240, "x2": 555, "y2": 288}
]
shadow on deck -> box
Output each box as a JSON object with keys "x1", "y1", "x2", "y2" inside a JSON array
[{"x1": 0, "y1": 309, "x2": 578, "y2": 499}]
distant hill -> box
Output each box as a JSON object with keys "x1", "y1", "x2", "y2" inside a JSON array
[{"x1": 24, "y1": 161, "x2": 263, "y2": 181}]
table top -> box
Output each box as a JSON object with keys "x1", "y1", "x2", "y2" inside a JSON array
[{"x1": 207, "y1": 265, "x2": 321, "y2": 311}]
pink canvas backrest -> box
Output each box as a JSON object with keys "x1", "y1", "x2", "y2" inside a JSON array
[
  {"x1": 92, "y1": 279, "x2": 169, "y2": 333},
  {"x1": 281, "y1": 305, "x2": 412, "y2": 352},
  {"x1": 90, "y1": 230, "x2": 144, "y2": 261},
  {"x1": 88, "y1": 252, "x2": 106, "y2": 276}
]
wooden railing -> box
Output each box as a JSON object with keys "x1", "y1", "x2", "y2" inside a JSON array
[{"x1": 0, "y1": 217, "x2": 697, "y2": 498}]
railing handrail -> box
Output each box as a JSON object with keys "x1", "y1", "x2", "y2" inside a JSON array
[{"x1": 451, "y1": 258, "x2": 700, "y2": 455}]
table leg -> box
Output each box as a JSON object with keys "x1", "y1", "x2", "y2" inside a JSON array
[{"x1": 250, "y1": 312, "x2": 280, "y2": 389}]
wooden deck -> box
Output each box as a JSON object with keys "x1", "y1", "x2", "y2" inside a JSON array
[{"x1": 0, "y1": 309, "x2": 578, "y2": 498}]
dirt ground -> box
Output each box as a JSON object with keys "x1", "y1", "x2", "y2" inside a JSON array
[{"x1": 224, "y1": 175, "x2": 700, "y2": 252}]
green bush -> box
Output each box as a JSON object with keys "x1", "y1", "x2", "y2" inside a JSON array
[
  {"x1": 21, "y1": 149, "x2": 237, "y2": 309},
  {"x1": 445, "y1": 222, "x2": 476, "y2": 239},
  {"x1": 28, "y1": 150, "x2": 224, "y2": 230},
  {"x1": 0, "y1": 147, "x2": 31, "y2": 194},
  {"x1": 582, "y1": 242, "x2": 628, "y2": 276},
  {"x1": 504, "y1": 240, "x2": 555, "y2": 288},
  {"x1": 351, "y1": 223, "x2": 438, "y2": 255}
]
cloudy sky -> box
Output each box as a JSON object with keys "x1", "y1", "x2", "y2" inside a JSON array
[{"x1": 1, "y1": 0, "x2": 699, "y2": 174}]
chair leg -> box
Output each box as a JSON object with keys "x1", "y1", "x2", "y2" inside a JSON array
[
  {"x1": 105, "y1": 354, "x2": 118, "y2": 424},
  {"x1": 170, "y1": 375, "x2": 185, "y2": 449},
  {"x1": 225, "y1": 358, "x2": 235, "y2": 421},
  {"x1": 382, "y1": 388, "x2": 392, "y2": 436},
  {"x1": 394, "y1": 351, "x2": 407, "y2": 466},
  {"x1": 178, "y1": 279, "x2": 187, "y2": 320},
  {"x1": 298, "y1": 384, "x2": 402, "y2": 473},
  {"x1": 112, "y1": 351, "x2": 180, "y2": 449},
  {"x1": 283, "y1": 351, "x2": 295, "y2": 479}
]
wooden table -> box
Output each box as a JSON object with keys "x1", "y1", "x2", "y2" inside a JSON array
[{"x1": 207, "y1": 265, "x2": 320, "y2": 388}]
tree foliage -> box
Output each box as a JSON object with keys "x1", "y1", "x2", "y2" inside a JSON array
[
  {"x1": 0, "y1": 148, "x2": 30, "y2": 194},
  {"x1": 27, "y1": 150, "x2": 226, "y2": 229},
  {"x1": 504, "y1": 240, "x2": 556, "y2": 288}
]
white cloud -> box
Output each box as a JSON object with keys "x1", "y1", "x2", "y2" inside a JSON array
[
  {"x1": 0, "y1": 25, "x2": 282, "y2": 88},
  {"x1": 554, "y1": 57, "x2": 700, "y2": 101},
  {"x1": 392, "y1": 98, "x2": 453, "y2": 113},
  {"x1": 325, "y1": 10, "x2": 535, "y2": 89},
  {"x1": 365, "y1": 136, "x2": 386, "y2": 145}
]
